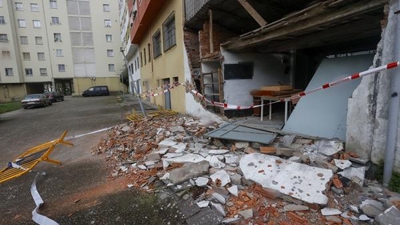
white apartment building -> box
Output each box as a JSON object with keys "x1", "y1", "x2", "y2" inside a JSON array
[
  {"x1": 0, "y1": 0, "x2": 125, "y2": 102},
  {"x1": 119, "y1": 0, "x2": 140, "y2": 95}
]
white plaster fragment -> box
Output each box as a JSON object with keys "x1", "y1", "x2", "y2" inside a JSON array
[
  {"x1": 338, "y1": 166, "x2": 365, "y2": 186},
  {"x1": 316, "y1": 140, "x2": 344, "y2": 156},
  {"x1": 196, "y1": 200, "x2": 209, "y2": 208},
  {"x1": 208, "y1": 150, "x2": 230, "y2": 155},
  {"x1": 172, "y1": 143, "x2": 187, "y2": 153},
  {"x1": 208, "y1": 155, "x2": 226, "y2": 169},
  {"x1": 334, "y1": 159, "x2": 352, "y2": 170},
  {"x1": 163, "y1": 154, "x2": 206, "y2": 164},
  {"x1": 212, "y1": 192, "x2": 226, "y2": 204},
  {"x1": 156, "y1": 147, "x2": 169, "y2": 155},
  {"x1": 210, "y1": 170, "x2": 231, "y2": 187},
  {"x1": 195, "y1": 177, "x2": 209, "y2": 187},
  {"x1": 160, "y1": 173, "x2": 170, "y2": 180},
  {"x1": 158, "y1": 138, "x2": 177, "y2": 147},
  {"x1": 240, "y1": 153, "x2": 333, "y2": 204},
  {"x1": 137, "y1": 165, "x2": 147, "y2": 170},
  {"x1": 227, "y1": 185, "x2": 238, "y2": 197},
  {"x1": 211, "y1": 202, "x2": 226, "y2": 216}
]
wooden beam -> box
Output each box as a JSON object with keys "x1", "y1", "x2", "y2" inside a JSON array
[
  {"x1": 237, "y1": 0, "x2": 267, "y2": 27},
  {"x1": 224, "y1": 0, "x2": 386, "y2": 51}
]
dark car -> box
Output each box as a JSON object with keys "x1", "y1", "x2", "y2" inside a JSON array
[
  {"x1": 44, "y1": 91, "x2": 64, "y2": 102},
  {"x1": 21, "y1": 94, "x2": 52, "y2": 109},
  {"x1": 82, "y1": 86, "x2": 110, "y2": 97}
]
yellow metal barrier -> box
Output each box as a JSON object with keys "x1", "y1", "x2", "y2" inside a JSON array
[
  {"x1": 0, "y1": 131, "x2": 74, "y2": 184},
  {"x1": 126, "y1": 106, "x2": 178, "y2": 123}
]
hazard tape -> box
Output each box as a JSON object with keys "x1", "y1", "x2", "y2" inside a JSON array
[
  {"x1": 135, "y1": 61, "x2": 399, "y2": 110},
  {"x1": 31, "y1": 173, "x2": 59, "y2": 225},
  {"x1": 139, "y1": 82, "x2": 184, "y2": 98}
]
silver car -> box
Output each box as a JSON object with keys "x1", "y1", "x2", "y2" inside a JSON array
[{"x1": 21, "y1": 94, "x2": 52, "y2": 109}]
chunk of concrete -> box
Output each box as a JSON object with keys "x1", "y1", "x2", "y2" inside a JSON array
[
  {"x1": 283, "y1": 204, "x2": 309, "y2": 212},
  {"x1": 338, "y1": 166, "x2": 365, "y2": 187},
  {"x1": 325, "y1": 216, "x2": 341, "y2": 223},
  {"x1": 282, "y1": 135, "x2": 296, "y2": 146},
  {"x1": 375, "y1": 206, "x2": 400, "y2": 225},
  {"x1": 168, "y1": 161, "x2": 209, "y2": 184},
  {"x1": 240, "y1": 153, "x2": 333, "y2": 205},
  {"x1": 321, "y1": 208, "x2": 342, "y2": 216},
  {"x1": 238, "y1": 209, "x2": 253, "y2": 219},
  {"x1": 334, "y1": 159, "x2": 352, "y2": 170},
  {"x1": 235, "y1": 142, "x2": 249, "y2": 149},
  {"x1": 361, "y1": 199, "x2": 384, "y2": 217},
  {"x1": 230, "y1": 173, "x2": 242, "y2": 185},
  {"x1": 212, "y1": 192, "x2": 226, "y2": 204},
  {"x1": 195, "y1": 177, "x2": 209, "y2": 187}
]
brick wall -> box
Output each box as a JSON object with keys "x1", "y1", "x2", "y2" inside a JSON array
[
  {"x1": 183, "y1": 29, "x2": 200, "y2": 70},
  {"x1": 199, "y1": 21, "x2": 236, "y2": 58}
]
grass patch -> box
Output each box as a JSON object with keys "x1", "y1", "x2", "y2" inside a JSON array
[
  {"x1": 376, "y1": 160, "x2": 400, "y2": 192},
  {"x1": 0, "y1": 102, "x2": 22, "y2": 114}
]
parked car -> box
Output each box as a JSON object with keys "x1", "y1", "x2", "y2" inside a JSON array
[
  {"x1": 82, "y1": 86, "x2": 110, "y2": 97},
  {"x1": 44, "y1": 91, "x2": 64, "y2": 102},
  {"x1": 21, "y1": 94, "x2": 52, "y2": 109}
]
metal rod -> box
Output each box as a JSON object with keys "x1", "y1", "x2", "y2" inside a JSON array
[
  {"x1": 383, "y1": 0, "x2": 400, "y2": 187},
  {"x1": 120, "y1": 48, "x2": 146, "y2": 117}
]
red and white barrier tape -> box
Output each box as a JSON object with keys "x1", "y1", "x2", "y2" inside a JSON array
[{"x1": 137, "y1": 61, "x2": 399, "y2": 109}]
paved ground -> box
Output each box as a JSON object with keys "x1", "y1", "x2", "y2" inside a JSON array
[{"x1": 0, "y1": 96, "x2": 185, "y2": 225}]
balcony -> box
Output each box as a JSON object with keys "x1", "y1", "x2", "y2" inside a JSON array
[{"x1": 130, "y1": 0, "x2": 167, "y2": 44}]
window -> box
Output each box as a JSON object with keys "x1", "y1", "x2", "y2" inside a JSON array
[
  {"x1": 30, "y1": 3, "x2": 39, "y2": 12},
  {"x1": 144, "y1": 48, "x2": 146, "y2": 65},
  {"x1": 5, "y1": 68, "x2": 13, "y2": 76},
  {"x1": 37, "y1": 52, "x2": 45, "y2": 61},
  {"x1": 103, "y1": 4, "x2": 110, "y2": 12},
  {"x1": 56, "y1": 49, "x2": 63, "y2": 57},
  {"x1": 104, "y1": 19, "x2": 111, "y2": 27},
  {"x1": 2, "y1": 51, "x2": 10, "y2": 58},
  {"x1": 54, "y1": 33, "x2": 61, "y2": 42},
  {"x1": 33, "y1": 20, "x2": 41, "y2": 28},
  {"x1": 107, "y1": 49, "x2": 114, "y2": 57},
  {"x1": 15, "y1": 2, "x2": 23, "y2": 11},
  {"x1": 51, "y1": 17, "x2": 60, "y2": 25},
  {"x1": 0, "y1": 16, "x2": 5, "y2": 25},
  {"x1": 0, "y1": 34, "x2": 8, "y2": 42},
  {"x1": 17, "y1": 19, "x2": 26, "y2": 28},
  {"x1": 20, "y1": 36, "x2": 28, "y2": 44},
  {"x1": 23, "y1": 52, "x2": 30, "y2": 60},
  {"x1": 105, "y1": 34, "x2": 112, "y2": 42},
  {"x1": 140, "y1": 52, "x2": 142, "y2": 67},
  {"x1": 58, "y1": 64, "x2": 65, "y2": 72},
  {"x1": 163, "y1": 13, "x2": 176, "y2": 51},
  {"x1": 50, "y1": 0, "x2": 57, "y2": 9},
  {"x1": 152, "y1": 30, "x2": 161, "y2": 58},
  {"x1": 40, "y1": 68, "x2": 47, "y2": 76},
  {"x1": 25, "y1": 68, "x2": 33, "y2": 76},
  {"x1": 148, "y1": 43, "x2": 151, "y2": 62},
  {"x1": 108, "y1": 64, "x2": 115, "y2": 71},
  {"x1": 35, "y1": 36, "x2": 43, "y2": 45}
]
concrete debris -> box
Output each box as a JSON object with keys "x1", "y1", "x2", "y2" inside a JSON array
[
  {"x1": 211, "y1": 202, "x2": 226, "y2": 216},
  {"x1": 210, "y1": 170, "x2": 231, "y2": 187},
  {"x1": 238, "y1": 209, "x2": 253, "y2": 219},
  {"x1": 334, "y1": 159, "x2": 352, "y2": 170},
  {"x1": 94, "y1": 115, "x2": 397, "y2": 224},
  {"x1": 375, "y1": 206, "x2": 400, "y2": 225},
  {"x1": 321, "y1": 208, "x2": 342, "y2": 216},
  {"x1": 195, "y1": 177, "x2": 209, "y2": 187},
  {"x1": 227, "y1": 185, "x2": 238, "y2": 197},
  {"x1": 168, "y1": 161, "x2": 209, "y2": 184},
  {"x1": 196, "y1": 200, "x2": 209, "y2": 208},
  {"x1": 240, "y1": 153, "x2": 333, "y2": 204},
  {"x1": 338, "y1": 166, "x2": 365, "y2": 186},
  {"x1": 315, "y1": 140, "x2": 344, "y2": 156}
]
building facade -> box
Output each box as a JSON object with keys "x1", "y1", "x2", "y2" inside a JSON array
[{"x1": 0, "y1": 0, "x2": 125, "y2": 102}]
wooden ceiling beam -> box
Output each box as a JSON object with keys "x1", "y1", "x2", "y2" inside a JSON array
[
  {"x1": 237, "y1": 0, "x2": 267, "y2": 27},
  {"x1": 223, "y1": 0, "x2": 386, "y2": 51}
]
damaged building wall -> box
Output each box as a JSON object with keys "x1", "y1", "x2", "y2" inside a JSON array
[
  {"x1": 221, "y1": 49, "x2": 288, "y2": 107},
  {"x1": 346, "y1": 0, "x2": 400, "y2": 172},
  {"x1": 183, "y1": 44, "x2": 224, "y2": 125},
  {"x1": 199, "y1": 21, "x2": 236, "y2": 59}
]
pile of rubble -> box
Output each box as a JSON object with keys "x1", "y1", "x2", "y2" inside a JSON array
[{"x1": 93, "y1": 114, "x2": 400, "y2": 225}]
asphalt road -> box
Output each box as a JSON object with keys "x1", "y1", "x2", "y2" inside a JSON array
[{"x1": 0, "y1": 96, "x2": 185, "y2": 225}]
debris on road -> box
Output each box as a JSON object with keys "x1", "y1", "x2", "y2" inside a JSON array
[{"x1": 94, "y1": 114, "x2": 400, "y2": 224}]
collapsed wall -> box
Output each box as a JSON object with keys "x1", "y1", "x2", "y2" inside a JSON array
[{"x1": 346, "y1": 0, "x2": 400, "y2": 172}]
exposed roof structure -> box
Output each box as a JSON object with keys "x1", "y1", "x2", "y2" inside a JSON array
[{"x1": 185, "y1": 0, "x2": 387, "y2": 54}]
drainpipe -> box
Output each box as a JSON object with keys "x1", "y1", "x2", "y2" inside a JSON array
[
  {"x1": 121, "y1": 48, "x2": 146, "y2": 117},
  {"x1": 383, "y1": 0, "x2": 400, "y2": 187}
]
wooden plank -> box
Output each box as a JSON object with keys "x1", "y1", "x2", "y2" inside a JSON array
[{"x1": 237, "y1": 0, "x2": 267, "y2": 27}]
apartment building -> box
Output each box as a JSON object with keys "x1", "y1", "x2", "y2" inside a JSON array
[{"x1": 0, "y1": 0, "x2": 125, "y2": 102}]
